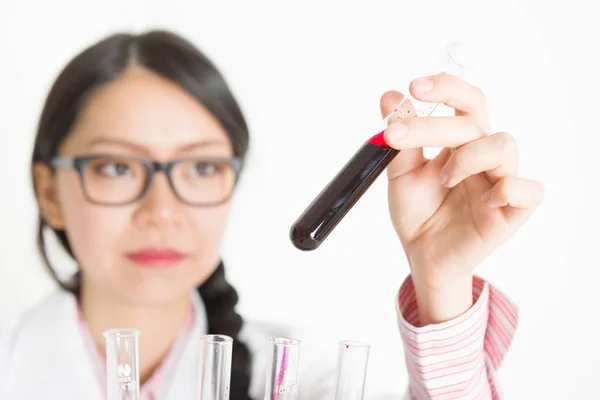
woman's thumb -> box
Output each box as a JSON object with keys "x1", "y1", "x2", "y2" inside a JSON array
[{"x1": 379, "y1": 91, "x2": 425, "y2": 179}]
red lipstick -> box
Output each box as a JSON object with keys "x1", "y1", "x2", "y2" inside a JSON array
[
  {"x1": 289, "y1": 130, "x2": 399, "y2": 251},
  {"x1": 125, "y1": 248, "x2": 186, "y2": 267}
]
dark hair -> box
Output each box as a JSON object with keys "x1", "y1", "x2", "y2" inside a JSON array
[{"x1": 31, "y1": 30, "x2": 252, "y2": 398}]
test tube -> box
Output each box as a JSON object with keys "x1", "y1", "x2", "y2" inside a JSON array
[
  {"x1": 289, "y1": 42, "x2": 479, "y2": 251},
  {"x1": 104, "y1": 329, "x2": 141, "y2": 400},
  {"x1": 263, "y1": 337, "x2": 300, "y2": 400},
  {"x1": 198, "y1": 334, "x2": 233, "y2": 400},
  {"x1": 333, "y1": 341, "x2": 370, "y2": 400}
]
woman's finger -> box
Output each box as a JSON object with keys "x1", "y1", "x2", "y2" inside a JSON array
[
  {"x1": 482, "y1": 177, "x2": 545, "y2": 223},
  {"x1": 440, "y1": 132, "x2": 519, "y2": 187},
  {"x1": 384, "y1": 115, "x2": 485, "y2": 150},
  {"x1": 409, "y1": 74, "x2": 490, "y2": 130}
]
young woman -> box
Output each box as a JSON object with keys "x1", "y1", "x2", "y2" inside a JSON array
[{"x1": 0, "y1": 30, "x2": 544, "y2": 399}]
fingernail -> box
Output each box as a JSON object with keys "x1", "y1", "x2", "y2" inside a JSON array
[
  {"x1": 388, "y1": 122, "x2": 408, "y2": 141},
  {"x1": 481, "y1": 191, "x2": 492, "y2": 202},
  {"x1": 413, "y1": 77, "x2": 434, "y2": 93}
]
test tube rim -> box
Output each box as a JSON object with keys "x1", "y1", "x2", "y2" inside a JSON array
[
  {"x1": 202, "y1": 333, "x2": 234, "y2": 344},
  {"x1": 269, "y1": 337, "x2": 300, "y2": 347},
  {"x1": 103, "y1": 328, "x2": 141, "y2": 338},
  {"x1": 444, "y1": 41, "x2": 479, "y2": 70},
  {"x1": 339, "y1": 340, "x2": 370, "y2": 348}
]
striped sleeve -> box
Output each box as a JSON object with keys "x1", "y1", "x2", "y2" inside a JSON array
[{"x1": 396, "y1": 275, "x2": 518, "y2": 400}]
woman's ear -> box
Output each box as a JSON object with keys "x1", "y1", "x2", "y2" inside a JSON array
[{"x1": 33, "y1": 162, "x2": 65, "y2": 230}]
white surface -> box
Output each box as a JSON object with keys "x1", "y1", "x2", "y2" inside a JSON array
[{"x1": 0, "y1": 0, "x2": 595, "y2": 398}]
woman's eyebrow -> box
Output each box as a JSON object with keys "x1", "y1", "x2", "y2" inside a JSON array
[{"x1": 82, "y1": 138, "x2": 230, "y2": 153}]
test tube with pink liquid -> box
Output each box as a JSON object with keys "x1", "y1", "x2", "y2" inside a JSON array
[{"x1": 263, "y1": 337, "x2": 300, "y2": 400}]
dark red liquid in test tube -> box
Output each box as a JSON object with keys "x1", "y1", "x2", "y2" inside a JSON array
[{"x1": 289, "y1": 130, "x2": 399, "y2": 251}]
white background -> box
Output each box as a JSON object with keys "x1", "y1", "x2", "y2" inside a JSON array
[{"x1": 0, "y1": 0, "x2": 596, "y2": 398}]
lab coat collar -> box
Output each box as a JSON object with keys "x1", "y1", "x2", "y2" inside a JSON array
[
  {"x1": 0, "y1": 288, "x2": 210, "y2": 399},
  {"x1": 1, "y1": 289, "x2": 104, "y2": 399}
]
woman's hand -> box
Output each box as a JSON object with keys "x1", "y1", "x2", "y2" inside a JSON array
[{"x1": 382, "y1": 74, "x2": 544, "y2": 326}]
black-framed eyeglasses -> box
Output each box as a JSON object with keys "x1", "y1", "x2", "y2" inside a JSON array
[{"x1": 50, "y1": 154, "x2": 242, "y2": 207}]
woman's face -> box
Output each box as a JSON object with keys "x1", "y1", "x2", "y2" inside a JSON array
[{"x1": 37, "y1": 66, "x2": 235, "y2": 306}]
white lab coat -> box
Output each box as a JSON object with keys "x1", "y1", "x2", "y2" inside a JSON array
[{"x1": 0, "y1": 288, "x2": 409, "y2": 399}]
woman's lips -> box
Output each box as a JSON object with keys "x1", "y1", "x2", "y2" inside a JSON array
[{"x1": 125, "y1": 248, "x2": 186, "y2": 268}]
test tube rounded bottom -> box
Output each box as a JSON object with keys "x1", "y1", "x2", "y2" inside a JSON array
[
  {"x1": 333, "y1": 340, "x2": 370, "y2": 400},
  {"x1": 199, "y1": 334, "x2": 233, "y2": 400},
  {"x1": 103, "y1": 329, "x2": 141, "y2": 400},
  {"x1": 264, "y1": 337, "x2": 300, "y2": 400}
]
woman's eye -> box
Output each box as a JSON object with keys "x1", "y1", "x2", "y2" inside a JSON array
[
  {"x1": 190, "y1": 163, "x2": 217, "y2": 177},
  {"x1": 97, "y1": 162, "x2": 131, "y2": 177}
]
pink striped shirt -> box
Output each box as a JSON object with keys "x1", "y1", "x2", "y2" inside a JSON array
[{"x1": 397, "y1": 275, "x2": 517, "y2": 400}]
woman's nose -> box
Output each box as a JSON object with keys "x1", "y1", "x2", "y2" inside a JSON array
[{"x1": 133, "y1": 172, "x2": 183, "y2": 230}]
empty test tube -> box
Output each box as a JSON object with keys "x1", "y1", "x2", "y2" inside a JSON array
[
  {"x1": 333, "y1": 340, "x2": 370, "y2": 400},
  {"x1": 104, "y1": 329, "x2": 141, "y2": 400},
  {"x1": 199, "y1": 334, "x2": 233, "y2": 400},
  {"x1": 264, "y1": 337, "x2": 300, "y2": 400}
]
